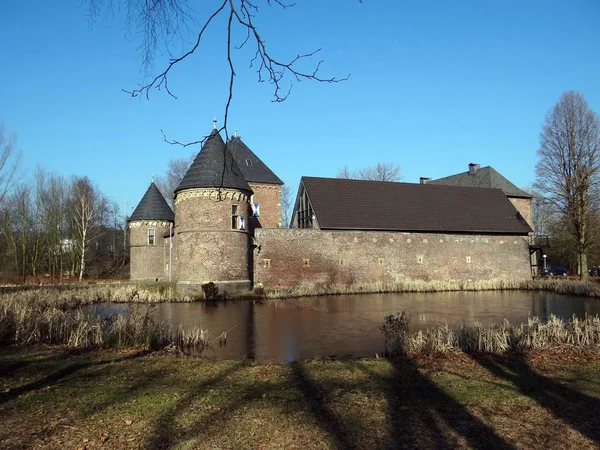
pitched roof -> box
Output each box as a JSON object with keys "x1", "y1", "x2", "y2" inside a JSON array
[
  {"x1": 429, "y1": 166, "x2": 532, "y2": 198},
  {"x1": 227, "y1": 136, "x2": 283, "y2": 185},
  {"x1": 299, "y1": 177, "x2": 531, "y2": 234},
  {"x1": 174, "y1": 129, "x2": 252, "y2": 194},
  {"x1": 129, "y1": 182, "x2": 174, "y2": 222}
]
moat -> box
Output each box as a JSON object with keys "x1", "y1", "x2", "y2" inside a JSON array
[{"x1": 84, "y1": 290, "x2": 600, "y2": 361}]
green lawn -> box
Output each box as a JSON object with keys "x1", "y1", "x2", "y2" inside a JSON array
[{"x1": 0, "y1": 347, "x2": 599, "y2": 449}]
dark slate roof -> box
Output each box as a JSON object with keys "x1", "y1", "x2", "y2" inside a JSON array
[
  {"x1": 429, "y1": 166, "x2": 532, "y2": 198},
  {"x1": 129, "y1": 182, "x2": 174, "y2": 222},
  {"x1": 174, "y1": 129, "x2": 252, "y2": 194},
  {"x1": 300, "y1": 177, "x2": 531, "y2": 234},
  {"x1": 227, "y1": 136, "x2": 283, "y2": 185}
]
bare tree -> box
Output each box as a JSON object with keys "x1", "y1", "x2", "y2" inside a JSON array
[
  {"x1": 86, "y1": 1, "x2": 350, "y2": 145},
  {"x1": 279, "y1": 183, "x2": 292, "y2": 228},
  {"x1": 535, "y1": 91, "x2": 600, "y2": 281},
  {"x1": 0, "y1": 122, "x2": 22, "y2": 206},
  {"x1": 336, "y1": 162, "x2": 402, "y2": 182},
  {"x1": 155, "y1": 155, "x2": 193, "y2": 206},
  {"x1": 70, "y1": 177, "x2": 109, "y2": 282}
]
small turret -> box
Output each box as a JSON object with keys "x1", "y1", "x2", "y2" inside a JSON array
[{"x1": 128, "y1": 182, "x2": 174, "y2": 282}]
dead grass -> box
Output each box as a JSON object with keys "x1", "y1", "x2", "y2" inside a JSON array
[
  {"x1": 0, "y1": 346, "x2": 598, "y2": 449},
  {"x1": 382, "y1": 312, "x2": 600, "y2": 355},
  {"x1": 0, "y1": 291, "x2": 211, "y2": 352},
  {"x1": 265, "y1": 277, "x2": 600, "y2": 300}
]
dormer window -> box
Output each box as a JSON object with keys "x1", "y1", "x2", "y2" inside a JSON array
[
  {"x1": 148, "y1": 228, "x2": 155, "y2": 245},
  {"x1": 246, "y1": 159, "x2": 253, "y2": 166}
]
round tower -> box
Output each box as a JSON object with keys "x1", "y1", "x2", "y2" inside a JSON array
[
  {"x1": 173, "y1": 128, "x2": 253, "y2": 293},
  {"x1": 128, "y1": 182, "x2": 174, "y2": 282}
]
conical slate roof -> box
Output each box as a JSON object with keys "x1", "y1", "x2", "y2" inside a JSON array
[
  {"x1": 129, "y1": 182, "x2": 174, "y2": 222},
  {"x1": 227, "y1": 136, "x2": 283, "y2": 185},
  {"x1": 174, "y1": 129, "x2": 252, "y2": 194}
]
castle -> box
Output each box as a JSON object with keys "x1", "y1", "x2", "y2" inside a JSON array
[{"x1": 128, "y1": 127, "x2": 535, "y2": 293}]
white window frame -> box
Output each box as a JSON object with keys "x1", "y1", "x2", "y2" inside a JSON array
[{"x1": 148, "y1": 228, "x2": 156, "y2": 245}]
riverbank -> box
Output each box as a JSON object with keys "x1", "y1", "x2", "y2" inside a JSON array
[
  {"x1": 0, "y1": 346, "x2": 598, "y2": 449},
  {"x1": 3, "y1": 278, "x2": 600, "y2": 306}
]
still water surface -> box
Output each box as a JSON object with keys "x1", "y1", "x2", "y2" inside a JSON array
[{"x1": 84, "y1": 291, "x2": 600, "y2": 361}]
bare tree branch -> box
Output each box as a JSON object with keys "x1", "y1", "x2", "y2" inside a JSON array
[
  {"x1": 535, "y1": 91, "x2": 600, "y2": 280},
  {"x1": 87, "y1": 0, "x2": 351, "y2": 146},
  {"x1": 0, "y1": 122, "x2": 22, "y2": 207},
  {"x1": 336, "y1": 162, "x2": 402, "y2": 182}
]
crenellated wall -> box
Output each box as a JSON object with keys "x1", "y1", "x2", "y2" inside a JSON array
[{"x1": 254, "y1": 229, "x2": 531, "y2": 288}]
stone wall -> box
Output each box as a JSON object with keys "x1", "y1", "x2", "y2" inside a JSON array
[
  {"x1": 248, "y1": 182, "x2": 281, "y2": 229},
  {"x1": 129, "y1": 220, "x2": 172, "y2": 281},
  {"x1": 254, "y1": 229, "x2": 532, "y2": 287},
  {"x1": 508, "y1": 197, "x2": 532, "y2": 228},
  {"x1": 174, "y1": 188, "x2": 251, "y2": 285}
]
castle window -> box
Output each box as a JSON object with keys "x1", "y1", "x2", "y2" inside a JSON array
[
  {"x1": 231, "y1": 205, "x2": 239, "y2": 229},
  {"x1": 148, "y1": 228, "x2": 155, "y2": 245},
  {"x1": 246, "y1": 159, "x2": 253, "y2": 166}
]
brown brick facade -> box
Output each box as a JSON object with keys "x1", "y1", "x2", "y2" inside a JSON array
[
  {"x1": 248, "y1": 182, "x2": 281, "y2": 230},
  {"x1": 174, "y1": 188, "x2": 252, "y2": 285},
  {"x1": 129, "y1": 220, "x2": 172, "y2": 281},
  {"x1": 508, "y1": 197, "x2": 532, "y2": 228},
  {"x1": 254, "y1": 229, "x2": 531, "y2": 287}
]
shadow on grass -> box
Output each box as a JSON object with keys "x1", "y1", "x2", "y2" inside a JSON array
[
  {"x1": 354, "y1": 357, "x2": 516, "y2": 449},
  {"x1": 0, "y1": 348, "x2": 150, "y2": 406},
  {"x1": 470, "y1": 352, "x2": 600, "y2": 443},
  {"x1": 145, "y1": 361, "x2": 246, "y2": 450},
  {"x1": 290, "y1": 361, "x2": 357, "y2": 449}
]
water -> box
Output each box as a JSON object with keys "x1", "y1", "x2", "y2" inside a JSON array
[{"x1": 83, "y1": 291, "x2": 600, "y2": 361}]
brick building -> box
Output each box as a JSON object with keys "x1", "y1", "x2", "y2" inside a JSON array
[{"x1": 129, "y1": 130, "x2": 534, "y2": 291}]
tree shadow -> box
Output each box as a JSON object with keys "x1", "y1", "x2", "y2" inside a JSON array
[
  {"x1": 145, "y1": 361, "x2": 246, "y2": 449},
  {"x1": 353, "y1": 357, "x2": 517, "y2": 449},
  {"x1": 0, "y1": 349, "x2": 150, "y2": 406},
  {"x1": 470, "y1": 352, "x2": 600, "y2": 443},
  {"x1": 289, "y1": 360, "x2": 357, "y2": 449}
]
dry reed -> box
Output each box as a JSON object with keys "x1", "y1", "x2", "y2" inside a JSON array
[
  {"x1": 0, "y1": 292, "x2": 210, "y2": 351},
  {"x1": 266, "y1": 278, "x2": 600, "y2": 299},
  {"x1": 381, "y1": 312, "x2": 600, "y2": 356}
]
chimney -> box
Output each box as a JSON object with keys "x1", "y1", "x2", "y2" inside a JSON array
[
  {"x1": 468, "y1": 163, "x2": 480, "y2": 175},
  {"x1": 419, "y1": 177, "x2": 431, "y2": 184}
]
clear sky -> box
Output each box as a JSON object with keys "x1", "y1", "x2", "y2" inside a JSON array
[{"x1": 1, "y1": 1, "x2": 599, "y2": 214}]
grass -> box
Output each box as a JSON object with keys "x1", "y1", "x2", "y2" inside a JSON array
[{"x1": 0, "y1": 346, "x2": 598, "y2": 449}]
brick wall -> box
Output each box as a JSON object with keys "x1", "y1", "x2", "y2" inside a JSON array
[
  {"x1": 174, "y1": 189, "x2": 251, "y2": 284},
  {"x1": 248, "y1": 182, "x2": 281, "y2": 230},
  {"x1": 508, "y1": 197, "x2": 532, "y2": 228},
  {"x1": 254, "y1": 229, "x2": 532, "y2": 287},
  {"x1": 129, "y1": 220, "x2": 172, "y2": 281}
]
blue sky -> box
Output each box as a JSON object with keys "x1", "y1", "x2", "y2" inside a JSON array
[{"x1": 1, "y1": 1, "x2": 599, "y2": 214}]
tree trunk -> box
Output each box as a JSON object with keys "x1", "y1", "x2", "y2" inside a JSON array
[
  {"x1": 79, "y1": 230, "x2": 86, "y2": 283},
  {"x1": 580, "y1": 249, "x2": 589, "y2": 282}
]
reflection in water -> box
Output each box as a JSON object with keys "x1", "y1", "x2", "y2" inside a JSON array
[{"x1": 83, "y1": 291, "x2": 600, "y2": 361}]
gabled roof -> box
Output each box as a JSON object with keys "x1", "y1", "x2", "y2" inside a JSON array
[
  {"x1": 129, "y1": 182, "x2": 174, "y2": 222},
  {"x1": 297, "y1": 177, "x2": 531, "y2": 234},
  {"x1": 227, "y1": 136, "x2": 283, "y2": 185},
  {"x1": 174, "y1": 129, "x2": 252, "y2": 194},
  {"x1": 429, "y1": 166, "x2": 532, "y2": 198}
]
